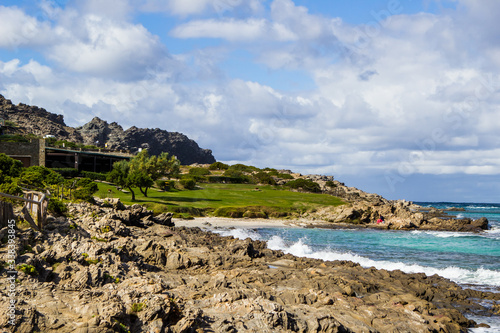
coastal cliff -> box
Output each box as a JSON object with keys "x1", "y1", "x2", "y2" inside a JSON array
[{"x1": 0, "y1": 199, "x2": 498, "y2": 332}]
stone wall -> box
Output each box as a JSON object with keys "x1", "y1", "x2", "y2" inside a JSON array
[{"x1": 0, "y1": 138, "x2": 45, "y2": 167}]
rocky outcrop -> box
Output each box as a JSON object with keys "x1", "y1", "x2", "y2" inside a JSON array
[
  {"x1": 0, "y1": 200, "x2": 498, "y2": 332},
  {"x1": 290, "y1": 174, "x2": 490, "y2": 232},
  {"x1": 0, "y1": 95, "x2": 216, "y2": 165},
  {"x1": 0, "y1": 95, "x2": 82, "y2": 142},
  {"x1": 77, "y1": 117, "x2": 215, "y2": 164}
]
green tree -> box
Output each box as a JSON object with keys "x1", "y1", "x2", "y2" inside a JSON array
[
  {"x1": 107, "y1": 160, "x2": 138, "y2": 201},
  {"x1": 107, "y1": 151, "x2": 180, "y2": 200},
  {"x1": 129, "y1": 150, "x2": 180, "y2": 197},
  {"x1": 129, "y1": 150, "x2": 154, "y2": 197}
]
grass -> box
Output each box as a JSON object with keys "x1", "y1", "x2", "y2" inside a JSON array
[{"x1": 97, "y1": 183, "x2": 344, "y2": 218}]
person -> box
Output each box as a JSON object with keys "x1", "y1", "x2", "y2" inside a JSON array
[{"x1": 376, "y1": 215, "x2": 384, "y2": 224}]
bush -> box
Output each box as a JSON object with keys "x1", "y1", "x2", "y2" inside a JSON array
[
  {"x1": 325, "y1": 180, "x2": 336, "y2": 188},
  {"x1": 17, "y1": 264, "x2": 38, "y2": 276},
  {"x1": 207, "y1": 176, "x2": 247, "y2": 184},
  {"x1": 285, "y1": 179, "x2": 321, "y2": 193},
  {"x1": 0, "y1": 153, "x2": 23, "y2": 178},
  {"x1": 80, "y1": 171, "x2": 108, "y2": 181},
  {"x1": 21, "y1": 166, "x2": 63, "y2": 188},
  {"x1": 253, "y1": 172, "x2": 276, "y2": 185},
  {"x1": 0, "y1": 180, "x2": 22, "y2": 197},
  {"x1": 188, "y1": 167, "x2": 211, "y2": 176},
  {"x1": 278, "y1": 173, "x2": 294, "y2": 180},
  {"x1": 72, "y1": 178, "x2": 99, "y2": 202},
  {"x1": 156, "y1": 179, "x2": 175, "y2": 191},
  {"x1": 227, "y1": 164, "x2": 260, "y2": 173},
  {"x1": 52, "y1": 168, "x2": 80, "y2": 178},
  {"x1": 222, "y1": 169, "x2": 251, "y2": 183},
  {"x1": 208, "y1": 162, "x2": 229, "y2": 170},
  {"x1": 179, "y1": 178, "x2": 196, "y2": 190},
  {"x1": 48, "y1": 198, "x2": 67, "y2": 215}
]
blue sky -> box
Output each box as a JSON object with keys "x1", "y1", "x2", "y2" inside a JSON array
[{"x1": 1, "y1": 0, "x2": 499, "y2": 203}]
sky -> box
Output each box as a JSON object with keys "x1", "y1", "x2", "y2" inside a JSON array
[{"x1": 0, "y1": 0, "x2": 499, "y2": 203}]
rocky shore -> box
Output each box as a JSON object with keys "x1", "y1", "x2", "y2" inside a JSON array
[
  {"x1": 294, "y1": 175, "x2": 491, "y2": 233},
  {"x1": 1, "y1": 200, "x2": 499, "y2": 332}
]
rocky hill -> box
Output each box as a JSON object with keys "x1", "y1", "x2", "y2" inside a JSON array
[{"x1": 0, "y1": 95, "x2": 215, "y2": 165}]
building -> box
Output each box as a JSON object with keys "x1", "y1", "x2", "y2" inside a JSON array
[{"x1": 0, "y1": 138, "x2": 131, "y2": 172}]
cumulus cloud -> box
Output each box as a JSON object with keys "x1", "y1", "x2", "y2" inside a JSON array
[
  {"x1": 1, "y1": 0, "x2": 500, "y2": 201},
  {"x1": 0, "y1": 6, "x2": 54, "y2": 48}
]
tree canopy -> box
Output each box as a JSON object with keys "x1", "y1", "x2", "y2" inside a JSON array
[{"x1": 107, "y1": 150, "x2": 180, "y2": 200}]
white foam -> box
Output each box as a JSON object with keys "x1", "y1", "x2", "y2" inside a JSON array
[
  {"x1": 214, "y1": 228, "x2": 262, "y2": 240},
  {"x1": 266, "y1": 235, "x2": 500, "y2": 288},
  {"x1": 410, "y1": 230, "x2": 475, "y2": 238}
]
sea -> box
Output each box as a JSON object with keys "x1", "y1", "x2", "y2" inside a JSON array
[{"x1": 212, "y1": 202, "x2": 500, "y2": 332}]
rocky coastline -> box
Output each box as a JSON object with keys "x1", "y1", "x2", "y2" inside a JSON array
[
  {"x1": 1, "y1": 200, "x2": 498, "y2": 332},
  {"x1": 278, "y1": 174, "x2": 491, "y2": 233}
]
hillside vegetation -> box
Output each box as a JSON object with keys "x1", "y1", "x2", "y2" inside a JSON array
[{"x1": 96, "y1": 182, "x2": 345, "y2": 219}]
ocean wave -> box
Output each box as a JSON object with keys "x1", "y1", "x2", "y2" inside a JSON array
[
  {"x1": 213, "y1": 228, "x2": 263, "y2": 240},
  {"x1": 410, "y1": 230, "x2": 476, "y2": 238},
  {"x1": 466, "y1": 205, "x2": 499, "y2": 210},
  {"x1": 266, "y1": 235, "x2": 500, "y2": 288},
  {"x1": 484, "y1": 228, "x2": 500, "y2": 240}
]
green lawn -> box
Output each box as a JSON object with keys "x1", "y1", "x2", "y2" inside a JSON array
[{"x1": 96, "y1": 182, "x2": 344, "y2": 218}]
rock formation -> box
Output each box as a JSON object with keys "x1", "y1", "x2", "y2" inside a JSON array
[
  {"x1": 0, "y1": 95, "x2": 215, "y2": 165},
  {"x1": 289, "y1": 174, "x2": 491, "y2": 232},
  {"x1": 77, "y1": 117, "x2": 215, "y2": 165},
  {"x1": 0, "y1": 199, "x2": 498, "y2": 332}
]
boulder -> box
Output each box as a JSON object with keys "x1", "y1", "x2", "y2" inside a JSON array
[{"x1": 471, "y1": 217, "x2": 489, "y2": 230}]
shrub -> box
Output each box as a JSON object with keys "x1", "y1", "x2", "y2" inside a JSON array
[
  {"x1": 48, "y1": 198, "x2": 67, "y2": 215},
  {"x1": 325, "y1": 180, "x2": 337, "y2": 188},
  {"x1": 222, "y1": 169, "x2": 251, "y2": 183},
  {"x1": 253, "y1": 172, "x2": 276, "y2": 185},
  {"x1": 278, "y1": 173, "x2": 294, "y2": 180},
  {"x1": 21, "y1": 166, "x2": 63, "y2": 188},
  {"x1": 156, "y1": 179, "x2": 176, "y2": 191},
  {"x1": 208, "y1": 176, "x2": 247, "y2": 184},
  {"x1": 17, "y1": 264, "x2": 38, "y2": 276},
  {"x1": 227, "y1": 164, "x2": 260, "y2": 173},
  {"x1": 208, "y1": 162, "x2": 229, "y2": 170},
  {"x1": 80, "y1": 171, "x2": 108, "y2": 181},
  {"x1": 52, "y1": 168, "x2": 80, "y2": 178},
  {"x1": 0, "y1": 153, "x2": 23, "y2": 177},
  {"x1": 72, "y1": 178, "x2": 99, "y2": 202},
  {"x1": 188, "y1": 167, "x2": 211, "y2": 176},
  {"x1": 285, "y1": 179, "x2": 321, "y2": 193},
  {"x1": 131, "y1": 303, "x2": 145, "y2": 313},
  {"x1": 179, "y1": 178, "x2": 196, "y2": 190}
]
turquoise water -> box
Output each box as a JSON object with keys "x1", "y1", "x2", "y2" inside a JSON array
[{"x1": 213, "y1": 202, "x2": 500, "y2": 331}]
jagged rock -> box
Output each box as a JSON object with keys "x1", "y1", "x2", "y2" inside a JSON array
[
  {"x1": 0, "y1": 95, "x2": 216, "y2": 164},
  {"x1": 1, "y1": 202, "x2": 498, "y2": 332},
  {"x1": 472, "y1": 217, "x2": 489, "y2": 230}
]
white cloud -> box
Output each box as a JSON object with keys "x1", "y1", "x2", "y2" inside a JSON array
[
  {"x1": 49, "y1": 14, "x2": 168, "y2": 79},
  {"x1": 2, "y1": 0, "x2": 500, "y2": 203},
  {"x1": 138, "y1": 0, "x2": 264, "y2": 16},
  {"x1": 0, "y1": 6, "x2": 54, "y2": 48},
  {"x1": 171, "y1": 18, "x2": 299, "y2": 42}
]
